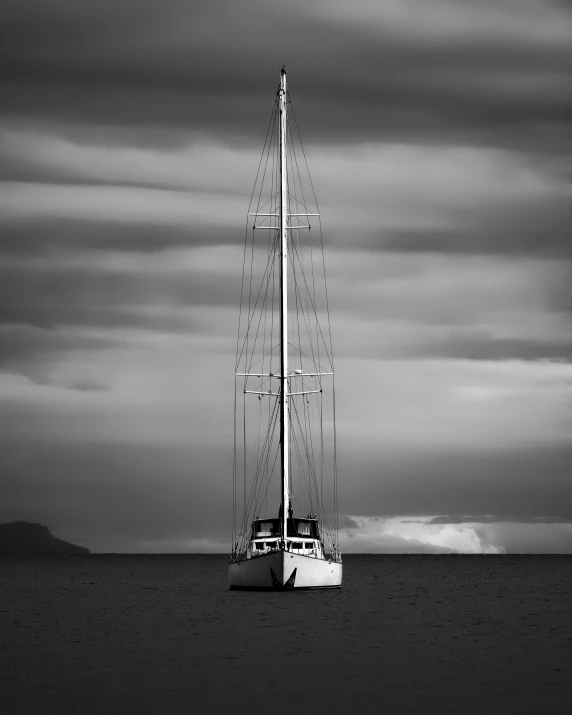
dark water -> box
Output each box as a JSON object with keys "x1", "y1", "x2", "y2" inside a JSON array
[{"x1": 1, "y1": 555, "x2": 570, "y2": 715}]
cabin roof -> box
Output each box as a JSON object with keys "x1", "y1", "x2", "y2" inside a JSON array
[{"x1": 252, "y1": 516, "x2": 318, "y2": 522}]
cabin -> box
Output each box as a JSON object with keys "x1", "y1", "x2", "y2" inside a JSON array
[{"x1": 248, "y1": 517, "x2": 324, "y2": 558}]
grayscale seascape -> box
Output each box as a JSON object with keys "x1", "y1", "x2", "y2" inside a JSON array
[
  {"x1": 2, "y1": 554, "x2": 571, "y2": 714},
  {"x1": 2, "y1": 3, "x2": 571, "y2": 713}
]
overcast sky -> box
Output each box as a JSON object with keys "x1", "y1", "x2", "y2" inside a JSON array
[{"x1": 1, "y1": 0, "x2": 571, "y2": 553}]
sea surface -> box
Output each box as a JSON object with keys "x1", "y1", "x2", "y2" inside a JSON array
[{"x1": 1, "y1": 555, "x2": 570, "y2": 715}]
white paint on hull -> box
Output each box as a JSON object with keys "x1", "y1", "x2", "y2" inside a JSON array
[{"x1": 228, "y1": 550, "x2": 342, "y2": 589}]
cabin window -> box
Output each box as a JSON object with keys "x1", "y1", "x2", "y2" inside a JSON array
[
  {"x1": 292, "y1": 543, "x2": 302, "y2": 549},
  {"x1": 287, "y1": 519, "x2": 318, "y2": 537},
  {"x1": 253, "y1": 520, "x2": 277, "y2": 537},
  {"x1": 304, "y1": 542, "x2": 313, "y2": 549},
  {"x1": 255, "y1": 542, "x2": 265, "y2": 549}
]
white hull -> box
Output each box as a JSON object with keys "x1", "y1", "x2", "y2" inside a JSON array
[{"x1": 229, "y1": 550, "x2": 342, "y2": 590}]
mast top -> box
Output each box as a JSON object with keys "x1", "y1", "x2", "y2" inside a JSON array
[{"x1": 281, "y1": 65, "x2": 286, "y2": 77}]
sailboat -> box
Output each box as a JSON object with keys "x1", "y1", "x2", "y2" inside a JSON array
[{"x1": 228, "y1": 67, "x2": 342, "y2": 590}]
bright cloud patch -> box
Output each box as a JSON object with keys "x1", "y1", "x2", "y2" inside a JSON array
[
  {"x1": 340, "y1": 516, "x2": 505, "y2": 553},
  {"x1": 340, "y1": 516, "x2": 572, "y2": 554}
]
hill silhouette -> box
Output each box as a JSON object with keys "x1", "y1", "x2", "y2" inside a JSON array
[{"x1": 0, "y1": 521, "x2": 90, "y2": 554}]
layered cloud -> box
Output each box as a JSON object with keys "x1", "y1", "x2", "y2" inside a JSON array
[
  {"x1": 1, "y1": 131, "x2": 569, "y2": 258},
  {"x1": 1, "y1": 0, "x2": 570, "y2": 149},
  {"x1": 0, "y1": 0, "x2": 570, "y2": 552}
]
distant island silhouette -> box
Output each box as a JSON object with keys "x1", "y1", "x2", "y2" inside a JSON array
[{"x1": 0, "y1": 521, "x2": 90, "y2": 555}]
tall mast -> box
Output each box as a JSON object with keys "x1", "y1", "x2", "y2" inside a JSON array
[{"x1": 279, "y1": 66, "x2": 289, "y2": 543}]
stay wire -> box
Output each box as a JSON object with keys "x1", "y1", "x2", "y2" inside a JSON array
[
  {"x1": 245, "y1": 396, "x2": 280, "y2": 537},
  {"x1": 235, "y1": 98, "x2": 278, "y2": 373},
  {"x1": 232, "y1": 93, "x2": 277, "y2": 555},
  {"x1": 290, "y1": 93, "x2": 339, "y2": 546},
  {"x1": 244, "y1": 114, "x2": 278, "y2": 379},
  {"x1": 287, "y1": 229, "x2": 319, "y2": 490},
  {"x1": 288, "y1": 120, "x2": 325, "y2": 516}
]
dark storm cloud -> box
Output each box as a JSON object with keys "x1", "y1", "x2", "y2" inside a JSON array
[
  {"x1": 340, "y1": 447, "x2": 572, "y2": 522},
  {"x1": 59, "y1": 376, "x2": 109, "y2": 392},
  {"x1": 338, "y1": 515, "x2": 360, "y2": 529},
  {"x1": 0, "y1": 325, "x2": 114, "y2": 368},
  {"x1": 0, "y1": 218, "x2": 240, "y2": 256},
  {"x1": 0, "y1": 253, "x2": 240, "y2": 379},
  {"x1": 376, "y1": 217, "x2": 568, "y2": 258},
  {"x1": 14, "y1": 370, "x2": 110, "y2": 392},
  {"x1": 1, "y1": 0, "x2": 570, "y2": 150},
  {"x1": 0, "y1": 260, "x2": 240, "y2": 319},
  {"x1": 395, "y1": 335, "x2": 571, "y2": 361},
  {"x1": 0, "y1": 323, "x2": 122, "y2": 387}
]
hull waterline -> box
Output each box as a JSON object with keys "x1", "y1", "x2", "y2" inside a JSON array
[{"x1": 229, "y1": 550, "x2": 342, "y2": 590}]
